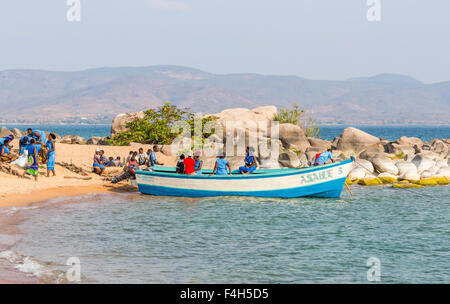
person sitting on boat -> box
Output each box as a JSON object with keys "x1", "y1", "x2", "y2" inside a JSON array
[
  {"x1": 211, "y1": 151, "x2": 231, "y2": 175},
  {"x1": 193, "y1": 151, "x2": 203, "y2": 175},
  {"x1": 239, "y1": 146, "x2": 257, "y2": 174},
  {"x1": 314, "y1": 148, "x2": 335, "y2": 166},
  {"x1": 148, "y1": 145, "x2": 164, "y2": 167},
  {"x1": 183, "y1": 154, "x2": 196, "y2": 175},
  {"x1": 46, "y1": 133, "x2": 57, "y2": 177},
  {"x1": 21, "y1": 138, "x2": 39, "y2": 181},
  {"x1": 19, "y1": 136, "x2": 29, "y2": 155},
  {"x1": 93, "y1": 148, "x2": 106, "y2": 175},
  {"x1": 176, "y1": 154, "x2": 185, "y2": 174}
]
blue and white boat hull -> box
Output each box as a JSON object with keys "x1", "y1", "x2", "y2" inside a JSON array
[{"x1": 135, "y1": 159, "x2": 353, "y2": 198}]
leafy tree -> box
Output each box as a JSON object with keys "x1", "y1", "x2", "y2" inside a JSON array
[{"x1": 110, "y1": 102, "x2": 218, "y2": 146}]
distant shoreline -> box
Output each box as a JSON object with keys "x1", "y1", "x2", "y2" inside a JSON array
[{"x1": 2, "y1": 123, "x2": 450, "y2": 127}]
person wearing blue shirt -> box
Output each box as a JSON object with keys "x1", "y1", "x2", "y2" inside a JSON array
[
  {"x1": 46, "y1": 133, "x2": 57, "y2": 177},
  {"x1": 23, "y1": 138, "x2": 39, "y2": 181},
  {"x1": 26, "y1": 128, "x2": 45, "y2": 144},
  {"x1": 148, "y1": 145, "x2": 164, "y2": 167},
  {"x1": 314, "y1": 149, "x2": 335, "y2": 166},
  {"x1": 19, "y1": 136, "x2": 29, "y2": 155},
  {"x1": 0, "y1": 138, "x2": 13, "y2": 162},
  {"x1": 193, "y1": 151, "x2": 203, "y2": 175},
  {"x1": 211, "y1": 152, "x2": 231, "y2": 175},
  {"x1": 0, "y1": 135, "x2": 14, "y2": 145},
  {"x1": 239, "y1": 146, "x2": 257, "y2": 174}
]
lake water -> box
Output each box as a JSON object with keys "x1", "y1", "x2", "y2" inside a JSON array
[
  {"x1": 2, "y1": 185, "x2": 449, "y2": 283},
  {"x1": 1, "y1": 124, "x2": 449, "y2": 142}
]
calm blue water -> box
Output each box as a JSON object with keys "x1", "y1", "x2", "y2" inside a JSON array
[
  {"x1": 7, "y1": 185, "x2": 450, "y2": 283},
  {"x1": 2, "y1": 124, "x2": 449, "y2": 142},
  {"x1": 1, "y1": 124, "x2": 111, "y2": 140}
]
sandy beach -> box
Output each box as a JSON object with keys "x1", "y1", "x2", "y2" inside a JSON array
[{"x1": 0, "y1": 139, "x2": 177, "y2": 208}]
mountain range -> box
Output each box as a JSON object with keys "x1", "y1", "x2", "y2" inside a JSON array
[{"x1": 1, "y1": 65, "x2": 449, "y2": 124}]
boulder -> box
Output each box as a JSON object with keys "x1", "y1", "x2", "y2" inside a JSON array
[
  {"x1": 87, "y1": 137, "x2": 103, "y2": 145},
  {"x1": 278, "y1": 150, "x2": 300, "y2": 168},
  {"x1": 336, "y1": 127, "x2": 380, "y2": 154},
  {"x1": 411, "y1": 155, "x2": 436, "y2": 174},
  {"x1": 371, "y1": 156, "x2": 399, "y2": 175},
  {"x1": 436, "y1": 167, "x2": 450, "y2": 179},
  {"x1": 348, "y1": 167, "x2": 366, "y2": 181},
  {"x1": 71, "y1": 135, "x2": 86, "y2": 145},
  {"x1": 10, "y1": 128, "x2": 23, "y2": 138},
  {"x1": 60, "y1": 135, "x2": 73, "y2": 144},
  {"x1": 111, "y1": 111, "x2": 145, "y2": 137},
  {"x1": 399, "y1": 171, "x2": 421, "y2": 181},
  {"x1": 353, "y1": 158, "x2": 374, "y2": 173},
  {"x1": 431, "y1": 139, "x2": 449, "y2": 156},
  {"x1": 278, "y1": 123, "x2": 310, "y2": 152},
  {"x1": 394, "y1": 136, "x2": 424, "y2": 148},
  {"x1": 307, "y1": 137, "x2": 332, "y2": 150},
  {"x1": 210, "y1": 106, "x2": 277, "y2": 134},
  {"x1": 395, "y1": 161, "x2": 417, "y2": 174},
  {"x1": 358, "y1": 145, "x2": 385, "y2": 160},
  {"x1": 0, "y1": 127, "x2": 11, "y2": 137}
]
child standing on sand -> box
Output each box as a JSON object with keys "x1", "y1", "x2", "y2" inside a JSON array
[{"x1": 22, "y1": 138, "x2": 39, "y2": 181}]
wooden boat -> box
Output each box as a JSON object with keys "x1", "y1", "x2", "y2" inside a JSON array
[{"x1": 134, "y1": 159, "x2": 353, "y2": 198}]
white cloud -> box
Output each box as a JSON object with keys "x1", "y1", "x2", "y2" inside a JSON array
[{"x1": 147, "y1": 0, "x2": 190, "y2": 12}]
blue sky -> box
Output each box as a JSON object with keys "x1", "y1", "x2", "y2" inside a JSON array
[{"x1": 0, "y1": 0, "x2": 449, "y2": 83}]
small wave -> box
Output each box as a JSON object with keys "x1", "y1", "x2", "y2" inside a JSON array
[{"x1": 0, "y1": 250, "x2": 64, "y2": 283}]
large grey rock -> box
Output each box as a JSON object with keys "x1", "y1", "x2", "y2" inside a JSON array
[
  {"x1": 87, "y1": 137, "x2": 102, "y2": 145},
  {"x1": 278, "y1": 123, "x2": 310, "y2": 152},
  {"x1": 436, "y1": 167, "x2": 450, "y2": 178},
  {"x1": 371, "y1": 157, "x2": 399, "y2": 175},
  {"x1": 358, "y1": 145, "x2": 385, "y2": 160},
  {"x1": 307, "y1": 137, "x2": 331, "y2": 150},
  {"x1": 111, "y1": 111, "x2": 145, "y2": 137},
  {"x1": 411, "y1": 154, "x2": 436, "y2": 174},
  {"x1": 348, "y1": 167, "x2": 366, "y2": 180},
  {"x1": 431, "y1": 139, "x2": 449, "y2": 156},
  {"x1": 71, "y1": 135, "x2": 86, "y2": 145},
  {"x1": 278, "y1": 150, "x2": 301, "y2": 168},
  {"x1": 0, "y1": 127, "x2": 11, "y2": 137},
  {"x1": 394, "y1": 136, "x2": 424, "y2": 148},
  {"x1": 353, "y1": 158, "x2": 374, "y2": 173},
  {"x1": 336, "y1": 127, "x2": 380, "y2": 154},
  {"x1": 10, "y1": 128, "x2": 23, "y2": 138},
  {"x1": 396, "y1": 161, "x2": 418, "y2": 176}
]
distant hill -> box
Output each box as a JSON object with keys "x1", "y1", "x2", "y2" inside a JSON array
[{"x1": 1, "y1": 66, "x2": 449, "y2": 124}]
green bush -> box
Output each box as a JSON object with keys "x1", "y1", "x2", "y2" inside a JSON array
[
  {"x1": 274, "y1": 104, "x2": 320, "y2": 138},
  {"x1": 110, "y1": 102, "x2": 218, "y2": 146}
]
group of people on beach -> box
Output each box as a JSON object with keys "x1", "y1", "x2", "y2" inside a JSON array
[
  {"x1": 92, "y1": 145, "x2": 164, "y2": 176},
  {"x1": 0, "y1": 129, "x2": 57, "y2": 181}
]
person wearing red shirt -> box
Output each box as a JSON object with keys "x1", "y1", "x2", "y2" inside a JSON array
[{"x1": 183, "y1": 155, "x2": 196, "y2": 175}]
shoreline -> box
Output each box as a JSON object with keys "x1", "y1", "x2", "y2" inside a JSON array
[{"x1": 0, "y1": 183, "x2": 138, "y2": 209}]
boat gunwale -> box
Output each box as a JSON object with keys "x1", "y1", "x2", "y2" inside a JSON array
[{"x1": 135, "y1": 159, "x2": 353, "y2": 180}]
